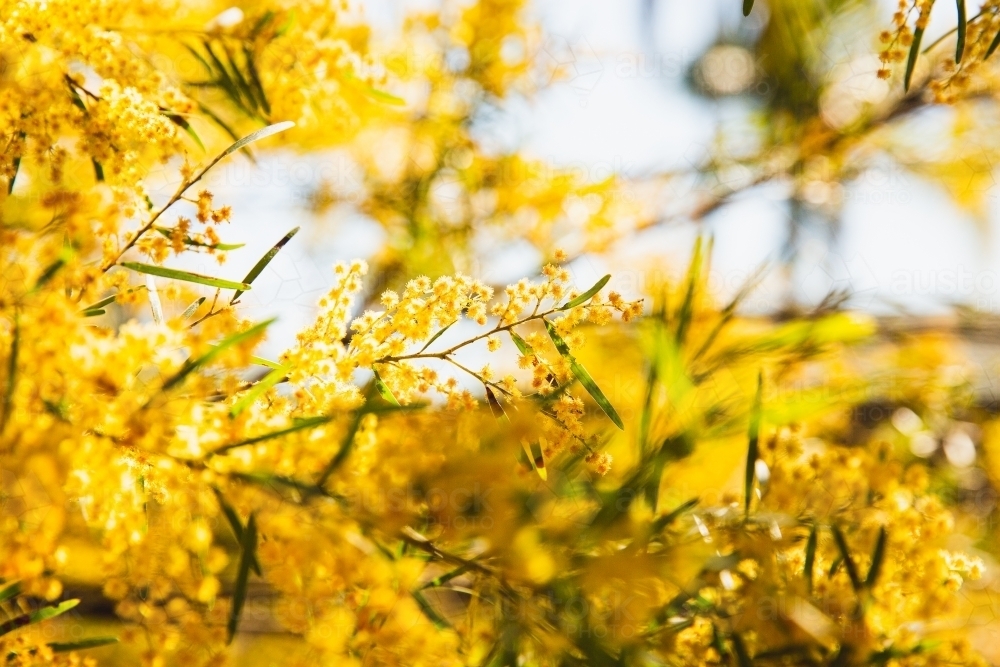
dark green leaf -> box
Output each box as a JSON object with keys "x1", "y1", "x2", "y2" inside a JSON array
[
  {"x1": 372, "y1": 367, "x2": 400, "y2": 406},
  {"x1": 212, "y1": 487, "x2": 262, "y2": 575},
  {"x1": 231, "y1": 226, "x2": 299, "y2": 304},
  {"x1": 166, "y1": 114, "x2": 205, "y2": 151},
  {"x1": 419, "y1": 563, "x2": 473, "y2": 590},
  {"x1": 411, "y1": 590, "x2": 450, "y2": 628},
  {"x1": 485, "y1": 386, "x2": 507, "y2": 422},
  {"x1": 544, "y1": 320, "x2": 624, "y2": 430},
  {"x1": 956, "y1": 0, "x2": 967, "y2": 63},
  {"x1": 987, "y1": 28, "x2": 1000, "y2": 60},
  {"x1": 0, "y1": 600, "x2": 79, "y2": 637},
  {"x1": 831, "y1": 526, "x2": 862, "y2": 592},
  {"x1": 49, "y1": 637, "x2": 118, "y2": 652},
  {"x1": 743, "y1": 0, "x2": 755, "y2": 16},
  {"x1": 227, "y1": 512, "x2": 256, "y2": 644},
  {"x1": 804, "y1": 522, "x2": 818, "y2": 592},
  {"x1": 744, "y1": 372, "x2": 763, "y2": 516},
  {"x1": 181, "y1": 296, "x2": 207, "y2": 319},
  {"x1": 212, "y1": 414, "x2": 331, "y2": 455},
  {"x1": 92, "y1": 159, "x2": 104, "y2": 182},
  {"x1": 730, "y1": 633, "x2": 752, "y2": 667},
  {"x1": 161, "y1": 318, "x2": 274, "y2": 392},
  {"x1": 121, "y1": 262, "x2": 250, "y2": 291},
  {"x1": 865, "y1": 525, "x2": 887, "y2": 588},
  {"x1": 0, "y1": 581, "x2": 21, "y2": 604},
  {"x1": 904, "y1": 26, "x2": 925, "y2": 92},
  {"x1": 8, "y1": 155, "x2": 20, "y2": 195},
  {"x1": 561, "y1": 274, "x2": 611, "y2": 310},
  {"x1": 82, "y1": 309, "x2": 106, "y2": 317},
  {"x1": 650, "y1": 498, "x2": 699, "y2": 534}
]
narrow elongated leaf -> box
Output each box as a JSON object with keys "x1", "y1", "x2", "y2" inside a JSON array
[
  {"x1": 155, "y1": 226, "x2": 244, "y2": 251},
  {"x1": 561, "y1": 274, "x2": 611, "y2": 310},
  {"x1": 411, "y1": 590, "x2": 450, "y2": 628},
  {"x1": 804, "y1": 523, "x2": 818, "y2": 592},
  {"x1": 419, "y1": 563, "x2": 472, "y2": 590},
  {"x1": 8, "y1": 155, "x2": 20, "y2": 195},
  {"x1": 212, "y1": 487, "x2": 262, "y2": 574},
  {"x1": 485, "y1": 386, "x2": 507, "y2": 422},
  {"x1": 956, "y1": 0, "x2": 967, "y2": 63},
  {"x1": 231, "y1": 227, "x2": 299, "y2": 304},
  {"x1": 731, "y1": 633, "x2": 753, "y2": 667},
  {"x1": 212, "y1": 415, "x2": 332, "y2": 455},
  {"x1": 221, "y1": 121, "x2": 295, "y2": 159},
  {"x1": 865, "y1": 526, "x2": 888, "y2": 588},
  {"x1": 0, "y1": 600, "x2": 79, "y2": 637},
  {"x1": 510, "y1": 330, "x2": 533, "y2": 356},
  {"x1": 161, "y1": 318, "x2": 274, "y2": 391},
  {"x1": 82, "y1": 308, "x2": 106, "y2": 317},
  {"x1": 744, "y1": 372, "x2": 763, "y2": 516},
  {"x1": 49, "y1": 637, "x2": 118, "y2": 652},
  {"x1": 544, "y1": 320, "x2": 624, "y2": 429},
  {"x1": 831, "y1": 526, "x2": 862, "y2": 592},
  {"x1": 230, "y1": 367, "x2": 286, "y2": 418},
  {"x1": 987, "y1": 29, "x2": 1000, "y2": 59},
  {"x1": 743, "y1": 0, "x2": 755, "y2": 16},
  {"x1": 372, "y1": 367, "x2": 400, "y2": 406},
  {"x1": 650, "y1": 498, "x2": 699, "y2": 534},
  {"x1": 250, "y1": 355, "x2": 283, "y2": 369},
  {"x1": 166, "y1": 113, "x2": 205, "y2": 151},
  {"x1": 904, "y1": 26, "x2": 925, "y2": 92},
  {"x1": 676, "y1": 237, "x2": 703, "y2": 348},
  {"x1": 80, "y1": 286, "x2": 146, "y2": 314},
  {"x1": 227, "y1": 513, "x2": 256, "y2": 644},
  {"x1": 420, "y1": 320, "x2": 455, "y2": 352},
  {"x1": 1, "y1": 314, "x2": 18, "y2": 434},
  {"x1": 122, "y1": 263, "x2": 250, "y2": 291},
  {"x1": 0, "y1": 581, "x2": 21, "y2": 604},
  {"x1": 181, "y1": 296, "x2": 207, "y2": 319}
]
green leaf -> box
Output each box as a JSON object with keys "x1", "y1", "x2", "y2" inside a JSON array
[
  {"x1": 831, "y1": 526, "x2": 862, "y2": 592},
  {"x1": 49, "y1": 637, "x2": 119, "y2": 652},
  {"x1": 212, "y1": 487, "x2": 262, "y2": 575},
  {"x1": 510, "y1": 330, "x2": 533, "y2": 356},
  {"x1": 1, "y1": 313, "x2": 18, "y2": 434},
  {"x1": 485, "y1": 386, "x2": 507, "y2": 422},
  {"x1": 154, "y1": 227, "x2": 245, "y2": 251},
  {"x1": 212, "y1": 414, "x2": 332, "y2": 455},
  {"x1": 82, "y1": 309, "x2": 106, "y2": 317},
  {"x1": 561, "y1": 274, "x2": 611, "y2": 310},
  {"x1": 804, "y1": 522, "x2": 818, "y2": 592},
  {"x1": 227, "y1": 512, "x2": 256, "y2": 644},
  {"x1": 0, "y1": 581, "x2": 21, "y2": 604},
  {"x1": 865, "y1": 526, "x2": 887, "y2": 588},
  {"x1": 161, "y1": 318, "x2": 274, "y2": 392},
  {"x1": 743, "y1": 0, "x2": 754, "y2": 16},
  {"x1": 544, "y1": 320, "x2": 624, "y2": 430},
  {"x1": 342, "y1": 72, "x2": 405, "y2": 106},
  {"x1": 0, "y1": 600, "x2": 79, "y2": 637},
  {"x1": 419, "y1": 563, "x2": 473, "y2": 590},
  {"x1": 181, "y1": 296, "x2": 207, "y2": 319},
  {"x1": 121, "y1": 263, "x2": 250, "y2": 291},
  {"x1": 744, "y1": 372, "x2": 763, "y2": 517},
  {"x1": 419, "y1": 320, "x2": 455, "y2": 353},
  {"x1": 987, "y1": 28, "x2": 1000, "y2": 59},
  {"x1": 8, "y1": 133, "x2": 24, "y2": 195},
  {"x1": 675, "y1": 237, "x2": 703, "y2": 348},
  {"x1": 220, "y1": 121, "x2": 295, "y2": 160},
  {"x1": 411, "y1": 590, "x2": 450, "y2": 628},
  {"x1": 250, "y1": 355, "x2": 283, "y2": 369},
  {"x1": 230, "y1": 367, "x2": 287, "y2": 418},
  {"x1": 650, "y1": 498, "x2": 699, "y2": 534},
  {"x1": 231, "y1": 226, "x2": 299, "y2": 304},
  {"x1": 166, "y1": 113, "x2": 205, "y2": 151},
  {"x1": 904, "y1": 26, "x2": 925, "y2": 92},
  {"x1": 730, "y1": 633, "x2": 753, "y2": 667},
  {"x1": 372, "y1": 367, "x2": 400, "y2": 406},
  {"x1": 956, "y1": 0, "x2": 967, "y2": 63},
  {"x1": 92, "y1": 159, "x2": 104, "y2": 182}
]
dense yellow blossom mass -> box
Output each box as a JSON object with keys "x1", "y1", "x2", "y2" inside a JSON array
[{"x1": 1, "y1": 0, "x2": 999, "y2": 665}]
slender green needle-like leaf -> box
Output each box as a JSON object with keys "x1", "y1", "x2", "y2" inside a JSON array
[
  {"x1": 675, "y1": 237, "x2": 703, "y2": 348},
  {"x1": 544, "y1": 320, "x2": 624, "y2": 429},
  {"x1": 221, "y1": 121, "x2": 295, "y2": 160},
  {"x1": 122, "y1": 263, "x2": 250, "y2": 291},
  {"x1": 250, "y1": 355, "x2": 284, "y2": 369},
  {"x1": 212, "y1": 414, "x2": 331, "y2": 455},
  {"x1": 212, "y1": 487, "x2": 262, "y2": 574},
  {"x1": 82, "y1": 309, "x2": 106, "y2": 317},
  {"x1": 804, "y1": 522, "x2": 818, "y2": 592},
  {"x1": 730, "y1": 633, "x2": 753, "y2": 667},
  {"x1": 230, "y1": 367, "x2": 286, "y2": 418},
  {"x1": 0, "y1": 581, "x2": 21, "y2": 604},
  {"x1": 510, "y1": 330, "x2": 533, "y2": 356},
  {"x1": 155, "y1": 226, "x2": 244, "y2": 251},
  {"x1": 0, "y1": 600, "x2": 79, "y2": 637},
  {"x1": 231, "y1": 226, "x2": 299, "y2": 304},
  {"x1": 166, "y1": 113, "x2": 205, "y2": 151},
  {"x1": 161, "y1": 318, "x2": 274, "y2": 392},
  {"x1": 419, "y1": 320, "x2": 455, "y2": 353},
  {"x1": 241, "y1": 45, "x2": 271, "y2": 115},
  {"x1": 650, "y1": 498, "x2": 699, "y2": 534},
  {"x1": 227, "y1": 512, "x2": 256, "y2": 644},
  {"x1": 956, "y1": 0, "x2": 967, "y2": 63},
  {"x1": 561, "y1": 274, "x2": 611, "y2": 310},
  {"x1": 2, "y1": 314, "x2": 18, "y2": 434},
  {"x1": 744, "y1": 372, "x2": 763, "y2": 517},
  {"x1": 866, "y1": 526, "x2": 888, "y2": 588},
  {"x1": 372, "y1": 367, "x2": 400, "y2": 406},
  {"x1": 743, "y1": 0, "x2": 755, "y2": 16},
  {"x1": 411, "y1": 590, "x2": 450, "y2": 628},
  {"x1": 831, "y1": 526, "x2": 862, "y2": 592},
  {"x1": 8, "y1": 156, "x2": 20, "y2": 194},
  {"x1": 904, "y1": 26, "x2": 925, "y2": 91},
  {"x1": 49, "y1": 637, "x2": 119, "y2": 652},
  {"x1": 989, "y1": 28, "x2": 1000, "y2": 60}
]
